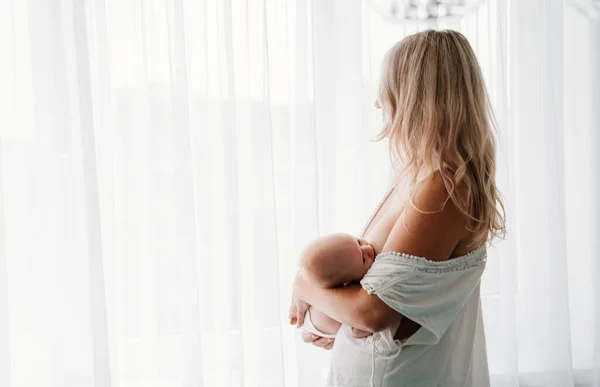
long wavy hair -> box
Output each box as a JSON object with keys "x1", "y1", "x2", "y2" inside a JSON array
[{"x1": 375, "y1": 30, "x2": 506, "y2": 244}]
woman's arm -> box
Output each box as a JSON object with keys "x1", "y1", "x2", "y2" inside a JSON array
[
  {"x1": 294, "y1": 173, "x2": 467, "y2": 333},
  {"x1": 293, "y1": 273, "x2": 402, "y2": 332}
]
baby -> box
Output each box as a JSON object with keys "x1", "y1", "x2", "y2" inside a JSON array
[{"x1": 299, "y1": 233, "x2": 376, "y2": 338}]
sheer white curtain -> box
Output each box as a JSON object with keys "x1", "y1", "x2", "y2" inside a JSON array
[{"x1": 0, "y1": 0, "x2": 598, "y2": 386}]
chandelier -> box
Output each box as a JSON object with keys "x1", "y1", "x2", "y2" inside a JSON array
[{"x1": 367, "y1": 0, "x2": 484, "y2": 22}]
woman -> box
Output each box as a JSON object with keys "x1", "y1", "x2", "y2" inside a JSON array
[{"x1": 289, "y1": 30, "x2": 506, "y2": 386}]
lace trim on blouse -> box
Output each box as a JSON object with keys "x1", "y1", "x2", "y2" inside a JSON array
[{"x1": 374, "y1": 245, "x2": 487, "y2": 274}]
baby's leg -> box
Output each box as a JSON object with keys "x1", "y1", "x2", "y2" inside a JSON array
[
  {"x1": 305, "y1": 307, "x2": 341, "y2": 336},
  {"x1": 350, "y1": 327, "x2": 372, "y2": 338},
  {"x1": 305, "y1": 308, "x2": 372, "y2": 338}
]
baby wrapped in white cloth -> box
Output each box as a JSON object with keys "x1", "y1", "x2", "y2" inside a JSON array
[{"x1": 298, "y1": 233, "x2": 376, "y2": 338}]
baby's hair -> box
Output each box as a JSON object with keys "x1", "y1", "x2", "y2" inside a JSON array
[{"x1": 299, "y1": 234, "x2": 355, "y2": 288}]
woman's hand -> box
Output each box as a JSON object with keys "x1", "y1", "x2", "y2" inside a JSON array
[
  {"x1": 300, "y1": 330, "x2": 335, "y2": 350},
  {"x1": 289, "y1": 272, "x2": 311, "y2": 327},
  {"x1": 288, "y1": 292, "x2": 310, "y2": 327},
  {"x1": 290, "y1": 272, "x2": 335, "y2": 350}
]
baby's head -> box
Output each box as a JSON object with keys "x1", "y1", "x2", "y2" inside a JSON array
[{"x1": 299, "y1": 233, "x2": 376, "y2": 288}]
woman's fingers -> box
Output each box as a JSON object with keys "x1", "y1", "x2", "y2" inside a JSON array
[
  {"x1": 294, "y1": 298, "x2": 310, "y2": 327},
  {"x1": 289, "y1": 295, "x2": 309, "y2": 327},
  {"x1": 295, "y1": 304, "x2": 305, "y2": 327},
  {"x1": 288, "y1": 299, "x2": 298, "y2": 325},
  {"x1": 300, "y1": 330, "x2": 318, "y2": 343},
  {"x1": 312, "y1": 337, "x2": 335, "y2": 350},
  {"x1": 299, "y1": 330, "x2": 334, "y2": 350}
]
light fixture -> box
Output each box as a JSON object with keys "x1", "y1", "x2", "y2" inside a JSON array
[{"x1": 367, "y1": 0, "x2": 484, "y2": 23}]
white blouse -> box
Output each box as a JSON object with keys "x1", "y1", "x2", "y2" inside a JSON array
[{"x1": 326, "y1": 246, "x2": 490, "y2": 387}]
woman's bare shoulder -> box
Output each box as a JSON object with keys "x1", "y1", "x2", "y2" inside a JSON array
[{"x1": 381, "y1": 171, "x2": 470, "y2": 261}]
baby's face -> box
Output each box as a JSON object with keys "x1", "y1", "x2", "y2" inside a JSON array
[
  {"x1": 345, "y1": 237, "x2": 376, "y2": 280},
  {"x1": 300, "y1": 233, "x2": 376, "y2": 287},
  {"x1": 322, "y1": 234, "x2": 376, "y2": 283}
]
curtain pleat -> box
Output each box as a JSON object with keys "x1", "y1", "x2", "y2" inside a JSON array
[{"x1": 0, "y1": 1, "x2": 598, "y2": 386}]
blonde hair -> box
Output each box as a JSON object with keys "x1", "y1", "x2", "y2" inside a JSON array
[{"x1": 375, "y1": 30, "x2": 506, "y2": 244}]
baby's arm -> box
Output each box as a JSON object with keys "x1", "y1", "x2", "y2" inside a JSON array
[{"x1": 306, "y1": 306, "x2": 341, "y2": 336}]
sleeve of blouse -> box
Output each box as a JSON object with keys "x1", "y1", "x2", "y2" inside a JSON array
[{"x1": 360, "y1": 250, "x2": 486, "y2": 345}]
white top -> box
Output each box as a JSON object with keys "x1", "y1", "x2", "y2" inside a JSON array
[
  {"x1": 325, "y1": 183, "x2": 490, "y2": 386},
  {"x1": 326, "y1": 247, "x2": 489, "y2": 387}
]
